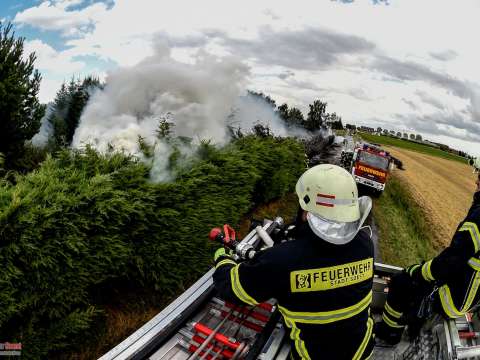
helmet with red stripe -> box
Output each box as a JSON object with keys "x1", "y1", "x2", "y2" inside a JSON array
[{"x1": 295, "y1": 164, "x2": 360, "y2": 223}]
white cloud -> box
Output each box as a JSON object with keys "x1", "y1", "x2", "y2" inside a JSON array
[
  {"x1": 24, "y1": 39, "x2": 85, "y2": 73},
  {"x1": 22, "y1": 39, "x2": 107, "y2": 103},
  {"x1": 14, "y1": 0, "x2": 109, "y2": 37}
]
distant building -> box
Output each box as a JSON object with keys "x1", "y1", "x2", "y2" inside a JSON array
[{"x1": 359, "y1": 126, "x2": 375, "y2": 133}]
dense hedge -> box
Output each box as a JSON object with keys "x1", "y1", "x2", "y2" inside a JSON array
[{"x1": 0, "y1": 135, "x2": 304, "y2": 358}]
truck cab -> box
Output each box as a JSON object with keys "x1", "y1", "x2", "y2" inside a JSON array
[{"x1": 351, "y1": 144, "x2": 390, "y2": 193}]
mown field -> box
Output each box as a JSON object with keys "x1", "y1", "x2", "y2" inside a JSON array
[
  {"x1": 365, "y1": 133, "x2": 477, "y2": 267},
  {"x1": 359, "y1": 132, "x2": 468, "y2": 164},
  {"x1": 383, "y1": 146, "x2": 476, "y2": 249}
]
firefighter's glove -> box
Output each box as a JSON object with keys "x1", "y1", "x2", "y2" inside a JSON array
[
  {"x1": 405, "y1": 262, "x2": 432, "y2": 292},
  {"x1": 405, "y1": 263, "x2": 424, "y2": 282},
  {"x1": 214, "y1": 247, "x2": 234, "y2": 263},
  {"x1": 405, "y1": 263, "x2": 421, "y2": 277}
]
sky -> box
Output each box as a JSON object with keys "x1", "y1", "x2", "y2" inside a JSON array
[{"x1": 1, "y1": 0, "x2": 479, "y2": 155}]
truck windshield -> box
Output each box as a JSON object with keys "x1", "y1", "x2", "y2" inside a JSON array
[{"x1": 358, "y1": 151, "x2": 389, "y2": 170}]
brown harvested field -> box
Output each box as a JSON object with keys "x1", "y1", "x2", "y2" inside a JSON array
[{"x1": 384, "y1": 146, "x2": 477, "y2": 249}]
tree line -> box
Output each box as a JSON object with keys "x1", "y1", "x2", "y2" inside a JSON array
[
  {"x1": 345, "y1": 124, "x2": 423, "y2": 141},
  {"x1": 345, "y1": 124, "x2": 470, "y2": 158},
  {"x1": 249, "y1": 91, "x2": 344, "y2": 131}
]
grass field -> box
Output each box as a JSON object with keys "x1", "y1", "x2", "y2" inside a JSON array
[
  {"x1": 373, "y1": 175, "x2": 437, "y2": 267},
  {"x1": 359, "y1": 132, "x2": 468, "y2": 164},
  {"x1": 334, "y1": 129, "x2": 347, "y2": 136}
]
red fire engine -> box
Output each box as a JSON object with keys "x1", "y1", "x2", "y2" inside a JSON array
[{"x1": 342, "y1": 143, "x2": 391, "y2": 193}]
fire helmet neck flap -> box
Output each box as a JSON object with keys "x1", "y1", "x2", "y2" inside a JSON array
[{"x1": 295, "y1": 164, "x2": 372, "y2": 245}]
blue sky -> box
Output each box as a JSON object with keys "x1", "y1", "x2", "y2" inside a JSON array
[
  {"x1": 1, "y1": 0, "x2": 117, "y2": 101},
  {"x1": 1, "y1": 1, "x2": 64, "y2": 48},
  {"x1": 1, "y1": 0, "x2": 479, "y2": 155}
]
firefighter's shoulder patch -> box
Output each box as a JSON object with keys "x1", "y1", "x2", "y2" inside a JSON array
[{"x1": 290, "y1": 258, "x2": 373, "y2": 293}]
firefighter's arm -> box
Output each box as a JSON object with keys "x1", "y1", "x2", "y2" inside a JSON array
[
  {"x1": 212, "y1": 248, "x2": 277, "y2": 306},
  {"x1": 409, "y1": 219, "x2": 480, "y2": 284}
]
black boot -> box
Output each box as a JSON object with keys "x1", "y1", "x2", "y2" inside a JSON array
[
  {"x1": 405, "y1": 317, "x2": 424, "y2": 341},
  {"x1": 374, "y1": 321, "x2": 403, "y2": 346}
]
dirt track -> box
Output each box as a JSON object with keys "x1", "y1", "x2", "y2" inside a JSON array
[{"x1": 384, "y1": 146, "x2": 477, "y2": 249}]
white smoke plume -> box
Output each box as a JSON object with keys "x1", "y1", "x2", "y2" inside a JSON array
[
  {"x1": 72, "y1": 44, "x2": 256, "y2": 181},
  {"x1": 230, "y1": 93, "x2": 289, "y2": 136},
  {"x1": 73, "y1": 46, "x2": 248, "y2": 146},
  {"x1": 150, "y1": 141, "x2": 173, "y2": 183},
  {"x1": 72, "y1": 42, "x2": 308, "y2": 182},
  {"x1": 31, "y1": 103, "x2": 54, "y2": 147}
]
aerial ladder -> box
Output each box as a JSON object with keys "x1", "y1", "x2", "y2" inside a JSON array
[{"x1": 100, "y1": 218, "x2": 480, "y2": 360}]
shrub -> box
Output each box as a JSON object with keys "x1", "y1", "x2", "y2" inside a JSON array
[{"x1": 0, "y1": 135, "x2": 304, "y2": 358}]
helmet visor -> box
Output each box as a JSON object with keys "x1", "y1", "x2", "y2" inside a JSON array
[{"x1": 306, "y1": 196, "x2": 372, "y2": 245}]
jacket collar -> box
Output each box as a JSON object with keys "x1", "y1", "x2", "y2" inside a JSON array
[{"x1": 474, "y1": 191, "x2": 480, "y2": 206}]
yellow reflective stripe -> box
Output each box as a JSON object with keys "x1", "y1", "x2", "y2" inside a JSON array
[
  {"x1": 215, "y1": 259, "x2": 236, "y2": 269},
  {"x1": 279, "y1": 291, "x2": 372, "y2": 324},
  {"x1": 407, "y1": 264, "x2": 420, "y2": 276},
  {"x1": 292, "y1": 326, "x2": 302, "y2": 359},
  {"x1": 439, "y1": 276, "x2": 480, "y2": 317},
  {"x1": 293, "y1": 325, "x2": 311, "y2": 360},
  {"x1": 353, "y1": 317, "x2": 374, "y2": 360},
  {"x1": 461, "y1": 271, "x2": 480, "y2": 312},
  {"x1": 299, "y1": 339, "x2": 310, "y2": 360},
  {"x1": 459, "y1": 222, "x2": 480, "y2": 252},
  {"x1": 421, "y1": 260, "x2": 435, "y2": 281},
  {"x1": 230, "y1": 265, "x2": 258, "y2": 306},
  {"x1": 468, "y1": 257, "x2": 480, "y2": 271},
  {"x1": 384, "y1": 301, "x2": 402, "y2": 319},
  {"x1": 382, "y1": 313, "x2": 404, "y2": 329},
  {"x1": 439, "y1": 285, "x2": 463, "y2": 318},
  {"x1": 284, "y1": 317, "x2": 293, "y2": 329},
  {"x1": 284, "y1": 318, "x2": 310, "y2": 360}
]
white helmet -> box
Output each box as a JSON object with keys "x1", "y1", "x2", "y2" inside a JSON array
[{"x1": 295, "y1": 164, "x2": 360, "y2": 223}]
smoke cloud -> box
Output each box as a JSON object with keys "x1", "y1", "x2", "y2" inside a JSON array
[
  {"x1": 31, "y1": 103, "x2": 54, "y2": 147},
  {"x1": 72, "y1": 45, "x2": 252, "y2": 181},
  {"x1": 230, "y1": 93, "x2": 289, "y2": 136},
  {"x1": 71, "y1": 43, "x2": 304, "y2": 182},
  {"x1": 150, "y1": 141, "x2": 173, "y2": 183},
  {"x1": 73, "y1": 46, "x2": 248, "y2": 144}
]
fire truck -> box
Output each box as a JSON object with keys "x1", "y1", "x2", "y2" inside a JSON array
[{"x1": 341, "y1": 143, "x2": 391, "y2": 194}]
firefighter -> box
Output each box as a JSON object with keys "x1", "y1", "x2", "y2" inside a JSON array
[
  {"x1": 376, "y1": 171, "x2": 480, "y2": 344},
  {"x1": 213, "y1": 164, "x2": 375, "y2": 359}
]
